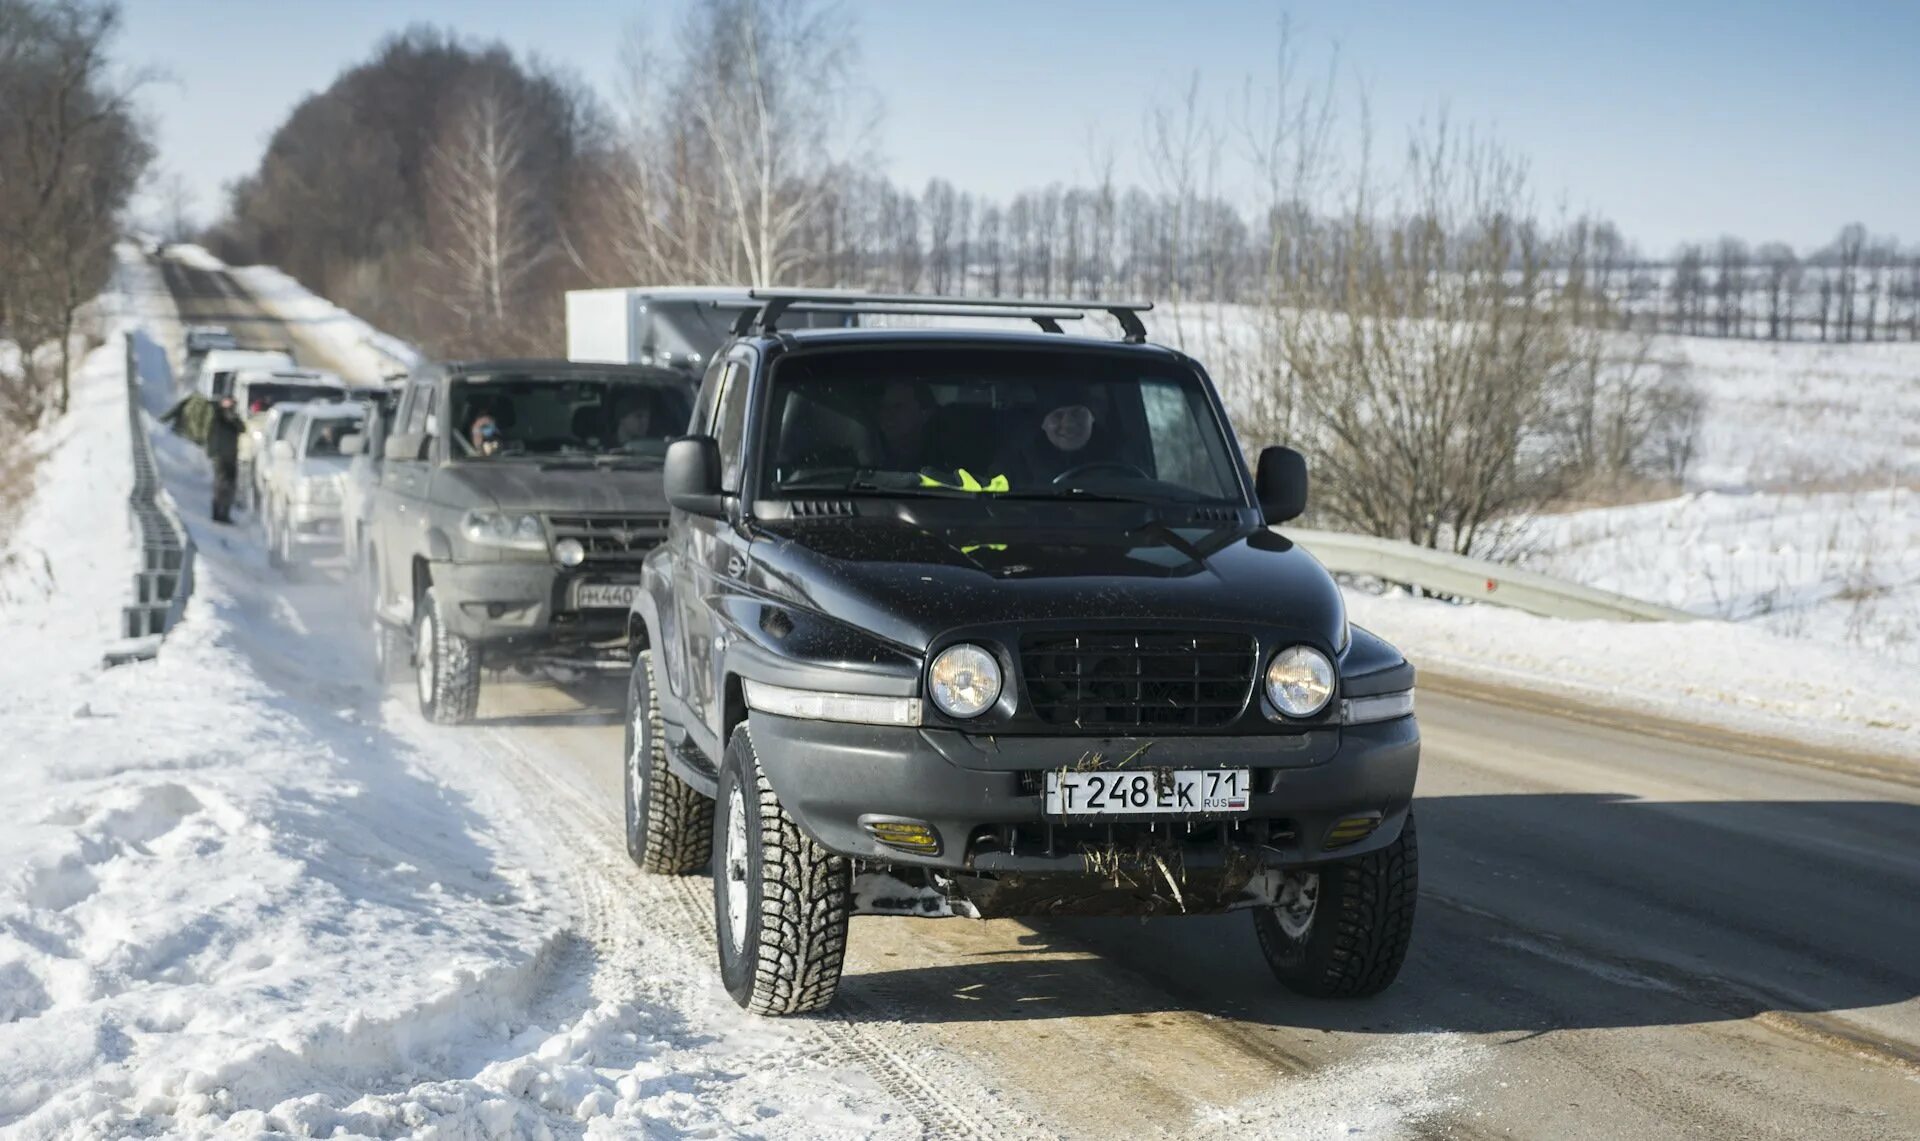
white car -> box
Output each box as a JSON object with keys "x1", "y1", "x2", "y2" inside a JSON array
[
  {"x1": 264, "y1": 403, "x2": 366, "y2": 575},
  {"x1": 235, "y1": 370, "x2": 349, "y2": 506},
  {"x1": 250, "y1": 403, "x2": 306, "y2": 514},
  {"x1": 189, "y1": 347, "x2": 298, "y2": 400}
]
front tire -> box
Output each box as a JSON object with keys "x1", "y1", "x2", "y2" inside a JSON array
[
  {"x1": 1253, "y1": 812, "x2": 1419, "y2": 998},
  {"x1": 623, "y1": 649, "x2": 713, "y2": 873},
  {"x1": 713, "y1": 724, "x2": 850, "y2": 1015},
  {"x1": 414, "y1": 587, "x2": 480, "y2": 724}
]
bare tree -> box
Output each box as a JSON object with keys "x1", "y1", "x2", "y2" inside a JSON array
[
  {"x1": 425, "y1": 83, "x2": 551, "y2": 346},
  {"x1": 614, "y1": 0, "x2": 863, "y2": 287},
  {"x1": 0, "y1": 0, "x2": 151, "y2": 424},
  {"x1": 1756, "y1": 241, "x2": 1798, "y2": 340},
  {"x1": 1712, "y1": 237, "x2": 1749, "y2": 337}
]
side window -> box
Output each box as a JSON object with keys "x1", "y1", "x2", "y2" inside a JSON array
[
  {"x1": 1140, "y1": 378, "x2": 1229, "y2": 498},
  {"x1": 714, "y1": 362, "x2": 750, "y2": 491}
]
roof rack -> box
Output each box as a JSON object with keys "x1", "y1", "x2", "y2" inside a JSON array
[{"x1": 728, "y1": 289, "x2": 1153, "y2": 343}]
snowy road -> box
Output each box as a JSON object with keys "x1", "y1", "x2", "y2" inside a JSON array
[{"x1": 148, "y1": 257, "x2": 1920, "y2": 1138}]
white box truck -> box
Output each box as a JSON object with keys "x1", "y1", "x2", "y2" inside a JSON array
[{"x1": 565, "y1": 287, "x2": 857, "y2": 374}]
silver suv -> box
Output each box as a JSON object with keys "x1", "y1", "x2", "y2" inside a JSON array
[{"x1": 363, "y1": 360, "x2": 695, "y2": 723}]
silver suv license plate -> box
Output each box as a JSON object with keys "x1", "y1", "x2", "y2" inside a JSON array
[
  {"x1": 571, "y1": 581, "x2": 639, "y2": 609},
  {"x1": 1045, "y1": 769, "x2": 1251, "y2": 816}
]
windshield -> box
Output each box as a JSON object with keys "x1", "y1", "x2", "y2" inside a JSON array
[
  {"x1": 304, "y1": 415, "x2": 363, "y2": 457},
  {"x1": 761, "y1": 348, "x2": 1243, "y2": 503},
  {"x1": 450, "y1": 374, "x2": 693, "y2": 463}
]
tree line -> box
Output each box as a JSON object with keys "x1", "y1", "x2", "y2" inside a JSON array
[{"x1": 0, "y1": 0, "x2": 151, "y2": 430}]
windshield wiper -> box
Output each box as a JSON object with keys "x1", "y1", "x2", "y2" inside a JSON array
[{"x1": 990, "y1": 488, "x2": 1160, "y2": 505}]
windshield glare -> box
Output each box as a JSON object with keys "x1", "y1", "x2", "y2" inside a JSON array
[
  {"x1": 451, "y1": 375, "x2": 692, "y2": 461},
  {"x1": 762, "y1": 349, "x2": 1243, "y2": 503}
]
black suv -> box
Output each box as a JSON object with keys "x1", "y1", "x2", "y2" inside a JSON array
[
  {"x1": 363, "y1": 359, "x2": 695, "y2": 722},
  {"x1": 623, "y1": 293, "x2": 1419, "y2": 1015}
]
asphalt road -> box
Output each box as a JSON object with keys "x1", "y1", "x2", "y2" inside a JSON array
[{"x1": 162, "y1": 256, "x2": 1920, "y2": 1139}]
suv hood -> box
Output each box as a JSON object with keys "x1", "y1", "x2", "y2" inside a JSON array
[
  {"x1": 749, "y1": 514, "x2": 1345, "y2": 652},
  {"x1": 436, "y1": 462, "x2": 667, "y2": 513}
]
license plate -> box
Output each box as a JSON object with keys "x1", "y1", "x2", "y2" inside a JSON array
[
  {"x1": 1044, "y1": 769, "x2": 1251, "y2": 816},
  {"x1": 571, "y1": 581, "x2": 639, "y2": 610}
]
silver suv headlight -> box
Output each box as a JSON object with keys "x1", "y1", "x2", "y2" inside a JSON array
[
  {"x1": 1266, "y1": 645, "x2": 1334, "y2": 717},
  {"x1": 927, "y1": 643, "x2": 1003, "y2": 718},
  {"x1": 462, "y1": 511, "x2": 547, "y2": 552}
]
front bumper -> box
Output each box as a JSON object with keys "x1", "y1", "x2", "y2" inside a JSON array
[
  {"x1": 747, "y1": 711, "x2": 1419, "y2": 886},
  {"x1": 427, "y1": 559, "x2": 636, "y2": 652}
]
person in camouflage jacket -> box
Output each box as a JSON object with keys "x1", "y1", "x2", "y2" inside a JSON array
[{"x1": 161, "y1": 393, "x2": 246, "y2": 523}]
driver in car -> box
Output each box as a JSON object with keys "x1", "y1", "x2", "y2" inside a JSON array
[
  {"x1": 469, "y1": 413, "x2": 503, "y2": 457},
  {"x1": 992, "y1": 385, "x2": 1116, "y2": 486}
]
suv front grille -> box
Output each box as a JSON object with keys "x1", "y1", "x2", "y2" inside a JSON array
[
  {"x1": 1020, "y1": 632, "x2": 1257, "y2": 730},
  {"x1": 545, "y1": 513, "x2": 670, "y2": 563}
]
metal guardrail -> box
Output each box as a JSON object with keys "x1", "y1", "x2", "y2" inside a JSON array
[
  {"x1": 1288, "y1": 527, "x2": 1699, "y2": 623},
  {"x1": 106, "y1": 332, "x2": 195, "y2": 665}
]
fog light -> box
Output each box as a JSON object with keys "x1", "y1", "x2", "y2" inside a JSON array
[
  {"x1": 860, "y1": 815, "x2": 941, "y2": 856},
  {"x1": 555, "y1": 537, "x2": 586, "y2": 567},
  {"x1": 1323, "y1": 814, "x2": 1382, "y2": 850}
]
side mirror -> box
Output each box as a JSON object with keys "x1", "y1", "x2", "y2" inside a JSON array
[
  {"x1": 1255, "y1": 445, "x2": 1309, "y2": 524},
  {"x1": 270, "y1": 440, "x2": 293, "y2": 462},
  {"x1": 385, "y1": 431, "x2": 427, "y2": 462},
  {"x1": 339, "y1": 433, "x2": 365, "y2": 456},
  {"x1": 664, "y1": 435, "x2": 725, "y2": 517}
]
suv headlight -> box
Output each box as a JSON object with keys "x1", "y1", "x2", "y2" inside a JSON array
[
  {"x1": 463, "y1": 511, "x2": 547, "y2": 552},
  {"x1": 927, "y1": 643, "x2": 1003, "y2": 718},
  {"x1": 1266, "y1": 645, "x2": 1334, "y2": 718}
]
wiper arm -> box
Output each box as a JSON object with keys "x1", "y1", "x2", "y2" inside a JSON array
[{"x1": 990, "y1": 488, "x2": 1157, "y2": 505}]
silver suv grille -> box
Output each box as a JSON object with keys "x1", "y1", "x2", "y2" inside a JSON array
[
  {"x1": 1020, "y1": 632, "x2": 1258, "y2": 730},
  {"x1": 545, "y1": 514, "x2": 670, "y2": 564}
]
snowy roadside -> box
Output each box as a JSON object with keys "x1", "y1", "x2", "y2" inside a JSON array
[
  {"x1": 1347, "y1": 590, "x2": 1920, "y2": 763},
  {"x1": 0, "y1": 251, "x2": 915, "y2": 1140}
]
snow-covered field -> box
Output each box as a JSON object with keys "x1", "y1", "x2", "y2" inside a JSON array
[
  {"x1": 1140, "y1": 303, "x2": 1920, "y2": 704},
  {"x1": 0, "y1": 251, "x2": 920, "y2": 1140}
]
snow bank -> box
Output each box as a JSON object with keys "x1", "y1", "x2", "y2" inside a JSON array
[
  {"x1": 1519, "y1": 488, "x2": 1920, "y2": 665},
  {"x1": 1348, "y1": 590, "x2": 1920, "y2": 761},
  {"x1": 0, "y1": 258, "x2": 563, "y2": 1137},
  {"x1": 230, "y1": 263, "x2": 422, "y2": 384},
  {"x1": 164, "y1": 244, "x2": 422, "y2": 384}
]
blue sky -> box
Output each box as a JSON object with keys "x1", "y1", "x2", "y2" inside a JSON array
[{"x1": 122, "y1": 0, "x2": 1918, "y2": 254}]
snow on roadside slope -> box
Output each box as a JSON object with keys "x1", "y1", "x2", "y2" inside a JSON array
[
  {"x1": 1519, "y1": 488, "x2": 1920, "y2": 665},
  {"x1": 164, "y1": 244, "x2": 423, "y2": 382},
  {"x1": 1, "y1": 255, "x2": 557, "y2": 1136},
  {"x1": 1345, "y1": 589, "x2": 1920, "y2": 762},
  {"x1": 2, "y1": 252, "x2": 914, "y2": 1139}
]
